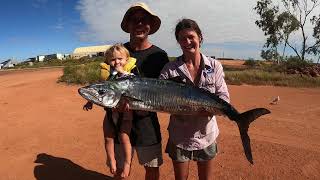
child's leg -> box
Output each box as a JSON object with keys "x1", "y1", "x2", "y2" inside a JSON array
[
  {"x1": 103, "y1": 112, "x2": 117, "y2": 174},
  {"x1": 105, "y1": 137, "x2": 117, "y2": 174},
  {"x1": 119, "y1": 132, "x2": 131, "y2": 178},
  {"x1": 119, "y1": 111, "x2": 133, "y2": 178}
]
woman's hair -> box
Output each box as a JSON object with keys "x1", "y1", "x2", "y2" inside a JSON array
[
  {"x1": 175, "y1": 18, "x2": 203, "y2": 44},
  {"x1": 105, "y1": 43, "x2": 130, "y2": 64}
]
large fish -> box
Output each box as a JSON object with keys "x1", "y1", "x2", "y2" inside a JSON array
[{"x1": 78, "y1": 76, "x2": 270, "y2": 164}]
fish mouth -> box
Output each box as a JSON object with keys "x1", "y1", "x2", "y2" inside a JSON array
[
  {"x1": 78, "y1": 87, "x2": 104, "y2": 106},
  {"x1": 78, "y1": 86, "x2": 122, "y2": 108}
]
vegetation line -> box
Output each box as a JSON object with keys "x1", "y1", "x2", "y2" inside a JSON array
[{"x1": 5, "y1": 56, "x2": 320, "y2": 88}]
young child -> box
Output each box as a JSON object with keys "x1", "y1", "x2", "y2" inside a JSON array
[{"x1": 83, "y1": 43, "x2": 136, "y2": 178}]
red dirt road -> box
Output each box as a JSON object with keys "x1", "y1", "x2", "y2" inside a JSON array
[{"x1": 1, "y1": 68, "x2": 320, "y2": 180}]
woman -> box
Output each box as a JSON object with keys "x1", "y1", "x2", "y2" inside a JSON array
[{"x1": 160, "y1": 19, "x2": 230, "y2": 180}]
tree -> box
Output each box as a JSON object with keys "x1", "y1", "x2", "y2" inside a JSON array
[
  {"x1": 277, "y1": 11, "x2": 300, "y2": 58},
  {"x1": 254, "y1": 0, "x2": 320, "y2": 62},
  {"x1": 261, "y1": 48, "x2": 279, "y2": 60},
  {"x1": 309, "y1": 14, "x2": 320, "y2": 63},
  {"x1": 254, "y1": 0, "x2": 281, "y2": 62}
]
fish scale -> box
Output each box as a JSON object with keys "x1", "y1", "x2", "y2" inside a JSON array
[{"x1": 126, "y1": 78, "x2": 225, "y2": 114}]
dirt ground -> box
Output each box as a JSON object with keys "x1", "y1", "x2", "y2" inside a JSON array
[
  {"x1": 218, "y1": 59, "x2": 246, "y2": 67},
  {"x1": 1, "y1": 68, "x2": 320, "y2": 180}
]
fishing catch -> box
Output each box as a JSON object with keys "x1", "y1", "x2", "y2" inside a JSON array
[{"x1": 78, "y1": 76, "x2": 270, "y2": 164}]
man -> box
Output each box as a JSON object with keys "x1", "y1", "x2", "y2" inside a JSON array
[{"x1": 104, "y1": 2, "x2": 169, "y2": 180}]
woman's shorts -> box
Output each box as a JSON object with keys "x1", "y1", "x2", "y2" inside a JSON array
[{"x1": 165, "y1": 140, "x2": 218, "y2": 162}]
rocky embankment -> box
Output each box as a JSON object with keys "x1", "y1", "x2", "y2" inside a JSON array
[{"x1": 287, "y1": 64, "x2": 320, "y2": 77}]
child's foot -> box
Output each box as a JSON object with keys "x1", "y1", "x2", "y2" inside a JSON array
[
  {"x1": 108, "y1": 159, "x2": 117, "y2": 175},
  {"x1": 121, "y1": 161, "x2": 131, "y2": 178}
]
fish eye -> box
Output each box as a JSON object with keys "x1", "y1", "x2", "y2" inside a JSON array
[{"x1": 98, "y1": 89, "x2": 106, "y2": 95}]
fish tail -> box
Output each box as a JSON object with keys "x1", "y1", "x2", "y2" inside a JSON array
[{"x1": 235, "y1": 108, "x2": 271, "y2": 164}]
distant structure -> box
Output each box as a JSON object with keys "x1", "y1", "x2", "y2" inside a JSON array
[
  {"x1": 37, "y1": 55, "x2": 46, "y2": 62},
  {"x1": 71, "y1": 45, "x2": 111, "y2": 59},
  {"x1": 20, "y1": 58, "x2": 35, "y2": 66},
  {"x1": 27, "y1": 57, "x2": 36, "y2": 62},
  {"x1": 0, "y1": 59, "x2": 18, "y2": 69},
  {"x1": 217, "y1": 57, "x2": 234, "y2": 60},
  {"x1": 36, "y1": 53, "x2": 70, "y2": 62}
]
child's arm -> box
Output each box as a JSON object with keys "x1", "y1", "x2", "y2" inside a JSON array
[
  {"x1": 83, "y1": 101, "x2": 93, "y2": 111},
  {"x1": 114, "y1": 66, "x2": 129, "y2": 75}
]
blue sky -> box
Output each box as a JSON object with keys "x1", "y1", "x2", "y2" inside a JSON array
[
  {"x1": 1, "y1": 0, "x2": 319, "y2": 62},
  {"x1": 0, "y1": 0, "x2": 95, "y2": 61}
]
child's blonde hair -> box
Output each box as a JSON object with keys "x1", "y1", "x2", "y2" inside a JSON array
[{"x1": 105, "y1": 43, "x2": 130, "y2": 64}]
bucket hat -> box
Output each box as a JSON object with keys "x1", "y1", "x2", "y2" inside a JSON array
[{"x1": 121, "y1": 2, "x2": 161, "y2": 35}]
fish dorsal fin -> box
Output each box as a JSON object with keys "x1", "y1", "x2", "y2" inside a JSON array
[
  {"x1": 112, "y1": 74, "x2": 136, "y2": 81},
  {"x1": 197, "y1": 86, "x2": 230, "y2": 107},
  {"x1": 198, "y1": 86, "x2": 218, "y2": 98},
  {"x1": 168, "y1": 76, "x2": 186, "y2": 84}
]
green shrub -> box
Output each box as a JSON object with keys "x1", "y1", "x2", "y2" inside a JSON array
[
  {"x1": 58, "y1": 62, "x2": 101, "y2": 84},
  {"x1": 243, "y1": 59, "x2": 265, "y2": 67},
  {"x1": 57, "y1": 57, "x2": 320, "y2": 88},
  {"x1": 283, "y1": 56, "x2": 312, "y2": 69},
  {"x1": 225, "y1": 69, "x2": 320, "y2": 87},
  {"x1": 262, "y1": 56, "x2": 314, "y2": 73},
  {"x1": 13, "y1": 57, "x2": 105, "y2": 69}
]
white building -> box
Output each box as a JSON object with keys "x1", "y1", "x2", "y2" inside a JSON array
[
  {"x1": 45, "y1": 53, "x2": 70, "y2": 60},
  {"x1": 0, "y1": 59, "x2": 18, "y2": 69},
  {"x1": 37, "y1": 55, "x2": 46, "y2": 62},
  {"x1": 36, "y1": 53, "x2": 70, "y2": 62}
]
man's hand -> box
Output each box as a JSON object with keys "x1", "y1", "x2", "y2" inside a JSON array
[
  {"x1": 114, "y1": 98, "x2": 130, "y2": 112},
  {"x1": 83, "y1": 101, "x2": 93, "y2": 111}
]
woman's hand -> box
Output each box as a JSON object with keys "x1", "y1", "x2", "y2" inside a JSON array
[{"x1": 83, "y1": 101, "x2": 93, "y2": 111}]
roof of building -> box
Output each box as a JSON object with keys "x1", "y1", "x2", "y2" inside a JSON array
[
  {"x1": 0, "y1": 59, "x2": 18, "y2": 66},
  {"x1": 73, "y1": 45, "x2": 111, "y2": 54},
  {"x1": 1, "y1": 59, "x2": 12, "y2": 65}
]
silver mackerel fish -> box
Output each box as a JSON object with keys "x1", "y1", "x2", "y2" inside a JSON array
[{"x1": 78, "y1": 76, "x2": 270, "y2": 164}]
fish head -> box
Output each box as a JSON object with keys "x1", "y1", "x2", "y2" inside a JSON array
[{"x1": 78, "y1": 81, "x2": 126, "y2": 108}]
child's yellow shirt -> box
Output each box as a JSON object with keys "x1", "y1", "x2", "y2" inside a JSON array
[{"x1": 100, "y1": 57, "x2": 137, "y2": 80}]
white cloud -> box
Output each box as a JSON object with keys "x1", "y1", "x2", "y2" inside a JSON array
[
  {"x1": 76, "y1": 0, "x2": 319, "y2": 59},
  {"x1": 52, "y1": 17, "x2": 65, "y2": 30},
  {"x1": 32, "y1": 0, "x2": 48, "y2": 8}
]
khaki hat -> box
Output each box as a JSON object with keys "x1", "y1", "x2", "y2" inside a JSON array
[{"x1": 121, "y1": 2, "x2": 161, "y2": 35}]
